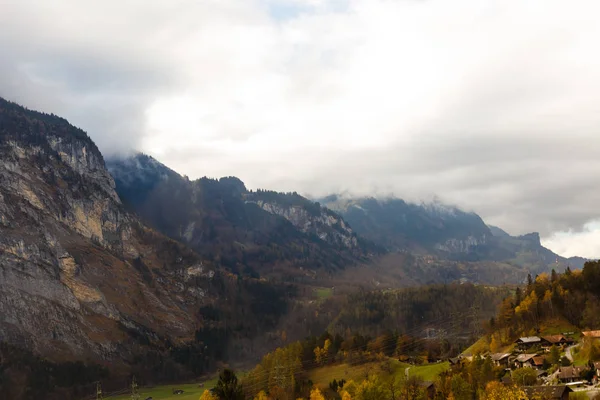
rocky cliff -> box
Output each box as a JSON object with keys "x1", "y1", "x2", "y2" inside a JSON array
[{"x1": 0, "y1": 98, "x2": 283, "y2": 374}]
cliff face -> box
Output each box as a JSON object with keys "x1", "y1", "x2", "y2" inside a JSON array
[
  {"x1": 0, "y1": 98, "x2": 215, "y2": 362},
  {"x1": 107, "y1": 154, "x2": 377, "y2": 276}
]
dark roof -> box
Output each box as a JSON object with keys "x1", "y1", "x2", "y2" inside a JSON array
[
  {"x1": 523, "y1": 386, "x2": 573, "y2": 399},
  {"x1": 542, "y1": 335, "x2": 567, "y2": 344},
  {"x1": 516, "y1": 336, "x2": 541, "y2": 344},
  {"x1": 419, "y1": 381, "x2": 435, "y2": 389},
  {"x1": 558, "y1": 366, "x2": 584, "y2": 380}
]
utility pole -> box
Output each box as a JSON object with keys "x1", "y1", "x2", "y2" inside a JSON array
[
  {"x1": 131, "y1": 376, "x2": 140, "y2": 400},
  {"x1": 96, "y1": 382, "x2": 103, "y2": 400}
]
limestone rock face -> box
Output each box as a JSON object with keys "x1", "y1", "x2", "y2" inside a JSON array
[{"x1": 0, "y1": 98, "x2": 214, "y2": 361}]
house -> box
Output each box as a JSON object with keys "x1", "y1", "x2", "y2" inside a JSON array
[
  {"x1": 515, "y1": 336, "x2": 541, "y2": 350},
  {"x1": 419, "y1": 381, "x2": 435, "y2": 399},
  {"x1": 541, "y1": 335, "x2": 574, "y2": 349},
  {"x1": 532, "y1": 356, "x2": 546, "y2": 369},
  {"x1": 523, "y1": 385, "x2": 573, "y2": 400},
  {"x1": 490, "y1": 353, "x2": 511, "y2": 368},
  {"x1": 582, "y1": 330, "x2": 600, "y2": 339},
  {"x1": 557, "y1": 366, "x2": 584, "y2": 383},
  {"x1": 514, "y1": 353, "x2": 537, "y2": 368}
]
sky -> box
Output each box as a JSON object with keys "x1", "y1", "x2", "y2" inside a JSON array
[{"x1": 1, "y1": 0, "x2": 600, "y2": 258}]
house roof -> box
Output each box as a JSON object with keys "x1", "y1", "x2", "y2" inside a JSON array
[
  {"x1": 516, "y1": 353, "x2": 537, "y2": 363},
  {"x1": 542, "y1": 335, "x2": 567, "y2": 344},
  {"x1": 532, "y1": 356, "x2": 545, "y2": 366},
  {"x1": 558, "y1": 366, "x2": 584, "y2": 380},
  {"x1": 516, "y1": 336, "x2": 541, "y2": 344},
  {"x1": 523, "y1": 386, "x2": 573, "y2": 399},
  {"x1": 490, "y1": 353, "x2": 511, "y2": 361},
  {"x1": 582, "y1": 330, "x2": 600, "y2": 338}
]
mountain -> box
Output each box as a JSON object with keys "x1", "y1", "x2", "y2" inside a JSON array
[
  {"x1": 0, "y1": 98, "x2": 300, "y2": 397},
  {"x1": 321, "y1": 195, "x2": 491, "y2": 256},
  {"x1": 107, "y1": 153, "x2": 378, "y2": 280},
  {"x1": 321, "y1": 195, "x2": 585, "y2": 273}
]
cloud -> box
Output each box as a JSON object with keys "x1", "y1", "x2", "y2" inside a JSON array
[{"x1": 1, "y1": 0, "x2": 600, "y2": 255}]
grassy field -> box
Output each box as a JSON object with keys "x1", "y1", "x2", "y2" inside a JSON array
[
  {"x1": 407, "y1": 362, "x2": 450, "y2": 381},
  {"x1": 107, "y1": 378, "x2": 217, "y2": 400},
  {"x1": 313, "y1": 287, "x2": 333, "y2": 300},
  {"x1": 307, "y1": 359, "x2": 449, "y2": 389}
]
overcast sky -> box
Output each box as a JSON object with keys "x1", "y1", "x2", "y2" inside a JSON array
[{"x1": 1, "y1": 0, "x2": 600, "y2": 258}]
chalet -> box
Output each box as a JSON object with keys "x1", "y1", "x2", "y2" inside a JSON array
[
  {"x1": 490, "y1": 353, "x2": 511, "y2": 368},
  {"x1": 541, "y1": 335, "x2": 573, "y2": 348},
  {"x1": 523, "y1": 386, "x2": 573, "y2": 400},
  {"x1": 531, "y1": 356, "x2": 545, "y2": 369},
  {"x1": 514, "y1": 353, "x2": 537, "y2": 368},
  {"x1": 557, "y1": 366, "x2": 584, "y2": 383},
  {"x1": 515, "y1": 336, "x2": 541, "y2": 350},
  {"x1": 582, "y1": 330, "x2": 600, "y2": 340}
]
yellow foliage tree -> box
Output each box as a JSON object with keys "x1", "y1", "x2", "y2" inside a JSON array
[
  {"x1": 253, "y1": 390, "x2": 269, "y2": 400},
  {"x1": 489, "y1": 335, "x2": 500, "y2": 352},
  {"x1": 310, "y1": 387, "x2": 325, "y2": 400},
  {"x1": 199, "y1": 389, "x2": 219, "y2": 400},
  {"x1": 482, "y1": 381, "x2": 527, "y2": 400},
  {"x1": 314, "y1": 339, "x2": 331, "y2": 365}
]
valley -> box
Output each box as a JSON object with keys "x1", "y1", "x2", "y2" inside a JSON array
[{"x1": 0, "y1": 97, "x2": 598, "y2": 399}]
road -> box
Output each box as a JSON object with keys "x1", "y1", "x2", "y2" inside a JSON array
[{"x1": 565, "y1": 343, "x2": 580, "y2": 362}]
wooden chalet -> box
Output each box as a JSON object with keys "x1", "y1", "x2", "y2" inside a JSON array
[
  {"x1": 523, "y1": 386, "x2": 573, "y2": 400},
  {"x1": 490, "y1": 353, "x2": 511, "y2": 368},
  {"x1": 541, "y1": 335, "x2": 573, "y2": 348},
  {"x1": 514, "y1": 353, "x2": 537, "y2": 368},
  {"x1": 515, "y1": 336, "x2": 541, "y2": 350},
  {"x1": 557, "y1": 366, "x2": 584, "y2": 383},
  {"x1": 582, "y1": 330, "x2": 600, "y2": 340},
  {"x1": 531, "y1": 356, "x2": 545, "y2": 369}
]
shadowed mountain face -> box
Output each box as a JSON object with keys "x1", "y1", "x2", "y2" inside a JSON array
[
  {"x1": 320, "y1": 195, "x2": 585, "y2": 272},
  {"x1": 0, "y1": 98, "x2": 296, "y2": 386},
  {"x1": 107, "y1": 154, "x2": 379, "y2": 279}
]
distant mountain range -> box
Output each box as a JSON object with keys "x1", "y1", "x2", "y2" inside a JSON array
[{"x1": 320, "y1": 194, "x2": 586, "y2": 272}]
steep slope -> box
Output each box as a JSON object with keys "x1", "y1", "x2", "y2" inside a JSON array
[
  {"x1": 0, "y1": 98, "x2": 292, "y2": 387},
  {"x1": 322, "y1": 195, "x2": 585, "y2": 272},
  {"x1": 107, "y1": 154, "x2": 377, "y2": 279},
  {"x1": 322, "y1": 195, "x2": 491, "y2": 257}
]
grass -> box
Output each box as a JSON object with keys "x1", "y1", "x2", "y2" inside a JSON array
[
  {"x1": 307, "y1": 358, "x2": 449, "y2": 390},
  {"x1": 407, "y1": 362, "x2": 450, "y2": 381},
  {"x1": 313, "y1": 287, "x2": 333, "y2": 300},
  {"x1": 107, "y1": 378, "x2": 218, "y2": 400},
  {"x1": 462, "y1": 336, "x2": 489, "y2": 356}
]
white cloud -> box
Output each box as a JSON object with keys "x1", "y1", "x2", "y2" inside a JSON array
[
  {"x1": 1, "y1": 0, "x2": 600, "y2": 255},
  {"x1": 542, "y1": 220, "x2": 600, "y2": 259}
]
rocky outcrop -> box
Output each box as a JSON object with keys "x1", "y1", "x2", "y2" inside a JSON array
[
  {"x1": 248, "y1": 198, "x2": 360, "y2": 250},
  {"x1": 0, "y1": 98, "x2": 216, "y2": 362}
]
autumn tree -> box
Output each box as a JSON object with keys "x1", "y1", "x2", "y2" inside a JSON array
[
  {"x1": 200, "y1": 389, "x2": 219, "y2": 400},
  {"x1": 309, "y1": 387, "x2": 325, "y2": 400},
  {"x1": 481, "y1": 381, "x2": 527, "y2": 400}
]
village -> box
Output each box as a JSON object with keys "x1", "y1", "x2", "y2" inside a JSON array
[{"x1": 452, "y1": 330, "x2": 600, "y2": 399}]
